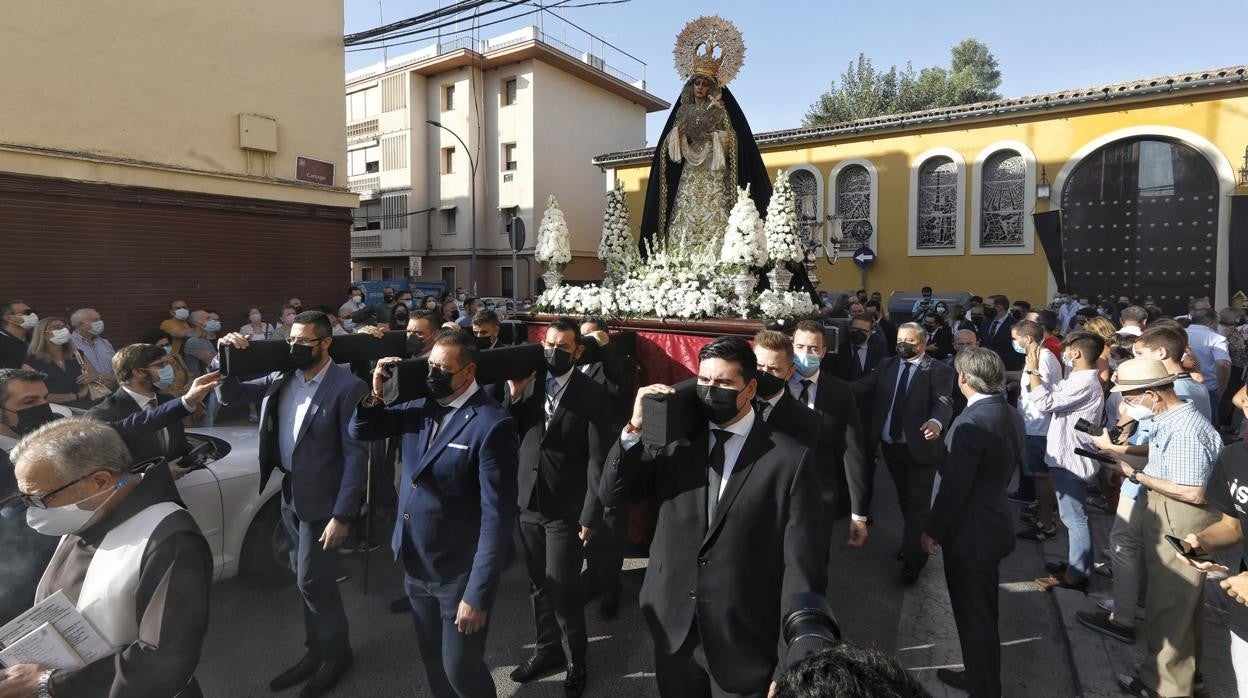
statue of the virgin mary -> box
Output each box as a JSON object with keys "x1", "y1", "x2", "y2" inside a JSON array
[{"x1": 639, "y1": 16, "x2": 773, "y2": 258}]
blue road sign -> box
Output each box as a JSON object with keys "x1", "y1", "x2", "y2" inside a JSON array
[{"x1": 853, "y1": 246, "x2": 876, "y2": 269}]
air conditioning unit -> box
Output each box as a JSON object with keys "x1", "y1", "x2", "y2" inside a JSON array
[{"x1": 580, "y1": 52, "x2": 605, "y2": 71}]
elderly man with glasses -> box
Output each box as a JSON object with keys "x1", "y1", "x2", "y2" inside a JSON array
[{"x1": 2, "y1": 418, "x2": 212, "y2": 698}]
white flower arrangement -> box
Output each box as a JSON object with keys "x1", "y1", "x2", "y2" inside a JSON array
[
  {"x1": 756, "y1": 289, "x2": 818, "y2": 322},
  {"x1": 719, "y1": 185, "x2": 768, "y2": 270},
  {"x1": 597, "y1": 181, "x2": 637, "y2": 279},
  {"x1": 764, "y1": 170, "x2": 804, "y2": 265},
  {"x1": 535, "y1": 194, "x2": 572, "y2": 265}
]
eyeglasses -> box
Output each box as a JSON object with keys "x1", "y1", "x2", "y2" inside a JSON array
[
  {"x1": 18, "y1": 471, "x2": 98, "y2": 509},
  {"x1": 287, "y1": 336, "x2": 326, "y2": 347}
]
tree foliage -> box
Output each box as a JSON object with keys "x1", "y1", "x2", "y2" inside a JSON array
[{"x1": 803, "y1": 39, "x2": 1002, "y2": 127}]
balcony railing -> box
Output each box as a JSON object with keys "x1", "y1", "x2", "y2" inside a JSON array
[
  {"x1": 347, "y1": 118, "x2": 379, "y2": 140},
  {"x1": 348, "y1": 176, "x2": 380, "y2": 195},
  {"x1": 351, "y1": 234, "x2": 382, "y2": 251}
]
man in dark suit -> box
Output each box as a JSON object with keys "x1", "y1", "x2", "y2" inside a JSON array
[
  {"x1": 350, "y1": 330, "x2": 519, "y2": 698},
  {"x1": 852, "y1": 322, "x2": 955, "y2": 581},
  {"x1": 577, "y1": 318, "x2": 635, "y2": 620},
  {"x1": 601, "y1": 337, "x2": 827, "y2": 697},
  {"x1": 87, "y1": 343, "x2": 197, "y2": 464},
  {"x1": 505, "y1": 319, "x2": 611, "y2": 696},
  {"x1": 866, "y1": 300, "x2": 896, "y2": 353},
  {"x1": 781, "y1": 323, "x2": 871, "y2": 543},
  {"x1": 978, "y1": 294, "x2": 1021, "y2": 371},
  {"x1": 216, "y1": 311, "x2": 370, "y2": 697},
  {"x1": 922, "y1": 348, "x2": 1025, "y2": 697},
  {"x1": 922, "y1": 314, "x2": 955, "y2": 361},
  {"x1": 836, "y1": 315, "x2": 886, "y2": 382}
]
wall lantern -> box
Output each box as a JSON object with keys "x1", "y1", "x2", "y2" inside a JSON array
[
  {"x1": 1036, "y1": 166, "x2": 1051, "y2": 200},
  {"x1": 1239, "y1": 146, "x2": 1248, "y2": 186}
]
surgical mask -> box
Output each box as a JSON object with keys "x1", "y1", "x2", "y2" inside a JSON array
[
  {"x1": 204, "y1": 320, "x2": 222, "y2": 333},
  {"x1": 848, "y1": 329, "x2": 868, "y2": 346},
  {"x1": 5, "y1": 402, "x2": 59, "y2": 435},
  {"x1": 49, "y1": 328, "x2": 71, "y2": 345},
  {"x1": 895, "y1": 342, "x2": 918, "y2": 359},
  {"x1": 1124, "y1": 396, "x2": 1156, "y2": 422},
  {"x1": 425, "y1": 367, "x2": 458, "y2": 402},
  {"x1": 249, "y1": 313, "x2": 263, "y2": 324},
  {"x1": 754, "y1": 371, "x2": 785, "y2": 399},
  {"x1": 153, "y1": 364, "x2": 175, "y2": 390},
  {"x1": 19, "y1": 312, "x2": 39, "y2": 329},
  {"x1": 289, "y1": 342, "x2": 319, "y2": 370},
  {"x1": 695, "y1": 384, "x2": 741, "y2": 425},
  {"x1": 1062, "y1": 354, "x2": 1075, "y2": 369},
  {"x1": 352, "y1": 294, "x2": 364, "y2": 303},
  {"x1": 26, "y1": 474, "x2": 130, "y2": 537},
  {"x1": 543, "y1": 347, "x2": 576, "y2": 376},
  {"x1": 342, "y1": 319, "x2": 355, "y2": 332},
  {"x1": 401, "y1": 300, "x2": 413, "y2": 309},
  {"x1": 793, "y1": 352, "x2": 821, "y2": 376},
  {"x1": 1011, "y1": 339, "x2": 1027, "y2": 354},
  {"x1": 89, "y1": 320, "x2": 105, "y2": 336},
  {"x1": 173, "y1": 308, "x2": 189, "y2": 321}
]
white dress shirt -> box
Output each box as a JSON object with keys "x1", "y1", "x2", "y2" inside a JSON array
[
  {"x1": 278, "y1": 361, "x2": 331, "y2": 471},
  {"x1": 758, "y1": 391, "x2": 784, "y2": 422},
  {"x1": 430, "y1": 380, "x2": 480, "y2": 441}
]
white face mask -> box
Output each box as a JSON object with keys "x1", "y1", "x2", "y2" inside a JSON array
[
  {"x1": 173, "y1": 308, "x2": 189, "y2": 321},
  {"x1": 1123, "y1": 395, "x2": 1157, "y2": 422},
  {"x1": 26, "y1": 475, "x2": 129, "y2": 537},
  {"x1": 20, "y1": 312, "x2": 39, "y2": 330},
  {"x1": 49, "y1": 328, "x2": 71, "y2": 345},
  {"x1": 89, "y1": 320, "x2": 105, "y2": 336}
]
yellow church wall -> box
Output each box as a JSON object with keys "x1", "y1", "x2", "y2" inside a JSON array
[{"x1": 609, "y1": 89, "x2": 1248, "y2": 308}]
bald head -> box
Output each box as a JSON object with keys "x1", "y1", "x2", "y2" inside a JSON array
[{"x1": 953, "y1": 329, "x2": 979, "y2": 353}]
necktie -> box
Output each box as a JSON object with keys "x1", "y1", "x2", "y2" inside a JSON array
[
  {"x1": 988, "y1": 319, "x2": 1000, "y2": 337},
  {"x1": 857, "y1": 347, "x2": 867, "y2": 375},
  {"x1": 145, "y1": 399, "x2": 170, "y2": 455},
  {"x1": 797, "y1": 379, "x2": 813, "y2": 407},
  {"x1": 889, "y1": 362, "x2": 913, "y2": 442},
  {"x1": 753, "y1": 398, "x2": 769, "y2": 420},
  {"x1": 427, "y1": 402, "x2": 450, "y2": 444},
  {"x1": 545, "y1": 375, "x2": 561, "y2": 424},
  {"x1": 707, "y1": 429, "x2": 731, "y2": 521}
]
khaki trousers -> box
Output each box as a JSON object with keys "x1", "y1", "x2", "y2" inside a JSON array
[{"x1": 1140, "y1": 490, "x2": 1219, "y2": 696}]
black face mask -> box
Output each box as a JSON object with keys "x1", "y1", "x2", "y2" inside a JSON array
[
  {"x1": 848, "y1": 329, "x2": 869, "y2": 346},
  {"x1": 1117, "y1": 301, "x2": 1129, "y2": 309},
  {"x1": 1009, "y1": 309, "x2": 1024, "y2": 320},
  {"x1": 407, "y1": 334, "x2": 428, "y2": 357},
  {"x1": 383, "y1": 294, "x2": 395, "y2": 303},
  {"x1": 6, "y1": 403, "x2": 60, "y2": 436},
  {"x1": 425, "y1": 367, "x2": 458, "y2": 402},
  {"x1": 969, "y1": 316, "x2": 984, "y2": 325},
  {"x1": 983, "y1": 306, "x2": 998, "y2": 320},
  {"x1": 896, "y1": 342, "x2": 919, "y2": 359},
  {"x1": 476, "y1": 336, "x2": 496, "y2": 351},
  {"x1": 923, "y1": 324, "x2": 938, "y2": 334},
  {"x1": 754, "y1": 372, "x2": 785, "y2": 399},
  {"x1": 544, "y1": 347, "x2": 576, "y2": 377},
  {"x1": 695, "y1": 384, "x2": 742, "y2": 425},
  {"x1": 289, "y1": 342, "x2": 320, "y2": 370}
]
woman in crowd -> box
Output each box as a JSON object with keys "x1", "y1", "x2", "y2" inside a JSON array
[
  {"x1": 22, "y1": 316, "x2": 100, "y2": 410},
  {"x1": 1083, "y1": 316, "x2": 1118, "y2": 388},
  {"x1": 241, "y1": 306, "x2": 274, "y2": 342},
  {"x1": 273, "y1": 303, "x2": 297, "y2": 341},
  {"x1": 389, "y1": 302, "x2": 411, "y2": 331}
]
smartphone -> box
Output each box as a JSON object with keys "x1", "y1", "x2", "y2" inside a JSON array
[{"x1": 1165, "y1": 534, "x2": 1213, "y2": 562}]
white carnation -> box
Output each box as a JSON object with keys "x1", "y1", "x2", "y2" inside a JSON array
[{"x1": 535, "y1": 194, "x2": 572, "y2": 265}]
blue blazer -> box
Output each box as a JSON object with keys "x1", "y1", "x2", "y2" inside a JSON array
[
  {"x1": 217, "y1": 362, "x2": 370, "y2": 522},
  {"x1": 350, "y1": 386, "x2": 519, "y2": 610}
]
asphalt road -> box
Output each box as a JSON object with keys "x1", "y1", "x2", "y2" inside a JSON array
[{"x1": 197, "y1": 468, "x2": 910, "y2": 697}]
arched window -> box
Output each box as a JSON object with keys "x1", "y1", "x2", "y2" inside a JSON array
[
  {"x1": 912, "y1": 155, "x2": 961, "y2": 253},
  {"x1": 836, "y1": 165, "x2": 873, "y2": 246},
  {"x1": 978, "y1": 150, "x2": 1025, "y2": 247},
  {"x1": 787, "y1": 167, "x2": 822, "y2": 248}
]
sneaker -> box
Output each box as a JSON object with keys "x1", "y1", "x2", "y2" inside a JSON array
[
  {"x1": 1016, "y1": 525, "x2": 1059, "y2": 541},
  {"x1": 1096, "y1": 598, "x2": 1146, "y2": 621},
  {"x1": 1019, "y1": 512, "x2": 1040, "y2": 527},
  {"x1": 1021, "y1": 501, "x2": 1039, "y2": 515},
  {"x1": 1085, "y1": 494, "x2": 1112, "y2": 514},
  {"x1": 1076, "y1": 610, "x2": 1135, "y2": 643}
]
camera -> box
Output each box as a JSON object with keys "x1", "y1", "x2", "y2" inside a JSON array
[
  {"x1": 1073, "y1": 418, "x2": 1133, "y2": 444},
  {"x1": 782, "y1": 593, "x2": 841, "y2": 669}
]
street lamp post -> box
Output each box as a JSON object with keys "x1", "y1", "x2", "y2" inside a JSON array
[{"x1": 426, "y1": 120, "x2": 477, "y2": 295}]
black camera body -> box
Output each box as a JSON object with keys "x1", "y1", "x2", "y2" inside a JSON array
[{"x1": 1073, "y1": 418, "x2": 1133, "y2": 444}]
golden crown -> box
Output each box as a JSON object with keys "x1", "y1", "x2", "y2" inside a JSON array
[
  {"x1": 674, "y1": 16, "x2": 744, "y2": 86},
  {"x1": 692, "y1": 44, "x2": 724, "y2": 80}
]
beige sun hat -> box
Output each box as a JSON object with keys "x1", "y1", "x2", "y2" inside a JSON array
[{"x1": 1110, "y1": 358, "x2": 1177, "y2": 393}]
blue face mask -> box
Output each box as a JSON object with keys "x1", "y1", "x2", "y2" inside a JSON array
[
  {"x1": 204, "y1": 320, "x2": 222, "y2": 333},
  {"x1": 793, "y1": 352, "x2": 822, "y2": 376},
  {"x1": 342, "y1": 319, "x2": 355, "y2": 332},
  {"x1": 1011, "y1": 339, "x2": 1027, "y2": 354},
  {"x1": 153, "y1": 364, "x2": 175, "y2": 390}
]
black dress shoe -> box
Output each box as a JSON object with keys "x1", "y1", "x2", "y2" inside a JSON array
[
  {"x1": 299, "y1": 653, "x2": 353, "y2": 698},
  {"x1": 565, "y1": 662, "x2": 587, "y2": 698},
  {"x1": 270, "y1": 654, "x2": 321, "y2": 692},
  {"x1": 388, "y1": 596, "x2": 412, "y2": 614},
  {"x1": 599, "y1": 589, "x2": 620, "y2": 620},
  {"x1": 936, "y1": 668, "x2": 968, "y2": 690},
  {"x1": 510, "y1": 652, "x2": 567, "y2": 683}
]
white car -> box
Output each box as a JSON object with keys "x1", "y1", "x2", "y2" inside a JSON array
[{"x1": 177, "y1": 426, "x2": 290, "y2": 585}]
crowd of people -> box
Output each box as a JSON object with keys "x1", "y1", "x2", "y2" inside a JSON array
[{"x1": 1, "y1": 284, "x2": 1247, "y2": 698}]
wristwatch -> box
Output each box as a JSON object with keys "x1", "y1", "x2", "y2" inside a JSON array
[
  {"x1": 1023, "y1": 369, "x2": 1039, "y2": 376},
  {"x1": 37, "y1": 669, "x2": 54, "y2": 698},
  {"x1": 1127, "y1": 469, "x2": 1141, "y2": 485}
]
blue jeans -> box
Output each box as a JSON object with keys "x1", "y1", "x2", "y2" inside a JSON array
[
  {"x1": 1050, "y1": 467, "x2": 1091, "y2": 578},
  {"x1": 404, "y1": 574, "x2": 495, "y2": 698}
]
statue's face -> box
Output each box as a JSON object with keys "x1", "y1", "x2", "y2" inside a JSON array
[{"x1": 692, "y1": 77, "x2": 710, "y2": 100}]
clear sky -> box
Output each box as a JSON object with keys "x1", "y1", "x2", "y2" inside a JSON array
[{"x1": 344, "y1": 0, "x2": 1244, "y2": 146}]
